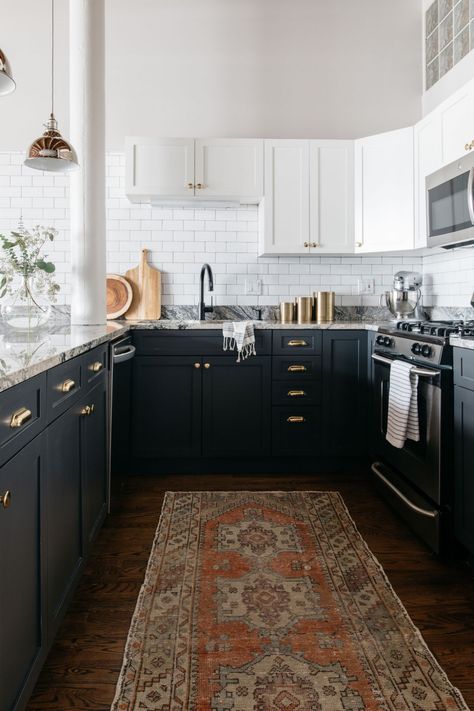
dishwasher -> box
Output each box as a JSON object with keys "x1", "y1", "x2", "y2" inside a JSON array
[{"x1": 110, "y1": 334, "x2": 136, "y2": 483}]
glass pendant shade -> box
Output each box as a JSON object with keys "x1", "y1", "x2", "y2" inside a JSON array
[
  {"x1": 24, "y1": 113, "x2": 78, "y2": 172},
  {"x1": 0, "y1": 48, "x2": 15, "y2": 96}
]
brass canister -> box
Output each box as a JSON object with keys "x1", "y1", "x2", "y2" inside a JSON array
[
  {"x1": 296, "y1": 296, "x2": 313, "y2": 324},
  {"x1": 315, "y1": 291, "x2": 335, "y2": 323},
  {"x1": 280, "y1": 301, "x2": 295, "y2": 324}
]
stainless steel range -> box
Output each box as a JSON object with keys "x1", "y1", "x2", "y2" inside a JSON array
[{"x1": 370, "y1": 320, "x2": 470, "y2": 553}]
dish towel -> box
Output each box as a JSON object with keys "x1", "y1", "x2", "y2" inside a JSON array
[
  {"x1": 386, "y1": 359, "x2": 420, "y2": 449},
  {"x1": 223, "y1": 321, "x2": 256, "y2": 362}
]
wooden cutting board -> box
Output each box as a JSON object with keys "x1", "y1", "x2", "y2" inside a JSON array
[{"x1": 124, "y1": 249, "x2": 161, "y2": 320}]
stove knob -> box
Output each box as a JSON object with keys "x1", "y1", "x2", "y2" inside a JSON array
[
  {"x1": 383, "y1": 336, "x2": 393, "y2": 347},
  {"x1": 376, "y1": 335, "x2": 385, "y2": 345},
  {"x1": 421, "y1": 344, "x2": 432, "y2": 357},
  {"x1": 411, "y1": 343, "x2": 421, "y2": 355}
]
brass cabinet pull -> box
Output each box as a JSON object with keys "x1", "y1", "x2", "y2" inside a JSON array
[
  {"x1": 10, "y1": 407, "x2": 32, "y2": 429},
  {"x1": 287, "y1": 390, "x2": 306, "y2": 397},
  {"x1": 465, "y1": 141, "x2": 474, "y2": 151},
  {"x1": 311, "y1": 242, "x2": 320, "y2": 248},
  {"x1": 356, "y1": 241, "x2": 362, "y2": 248},
  {"x1": 204, "y1": 363, "x2": 211, "y2": 369},
  {"x1": 194, "y1": 362, "x2": 201, "y2": 369},
  {"x1": 287, "y1": 416, "x2": 305, "y2": 423},
  {"x1": 288, "y1": 339, "x2": 308, "y2": 347},
  {"x1": 0, "y1": 490, "x2": 12, "y2": 509},
  {"x1": 61, "y1": 378, "x2": 76, "y2": 393},
  {"x1": 195, "y1": 183, "x2": 204, "y2": 189},
  {"x1": 303, "y1": 241, "x2": 309, "y2": 248},
  {"x1": 81, "y1": 404, "x2": 95, "y2": 417},
  {"x1": 90, "y1": 361, "x2": 103, "y2": 373},
  {"x1": 187, "y1": 182, "x2": 194, "y2": 189},
  {"x1": 287, "y1": 364, "x2": 307, "y2": 372}
]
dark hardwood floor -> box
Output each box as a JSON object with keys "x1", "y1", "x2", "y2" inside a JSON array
[{"x1": 27, "y1": 471, "x2": 474, "y2": 710}]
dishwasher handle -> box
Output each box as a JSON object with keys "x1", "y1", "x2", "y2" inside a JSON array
[{"x1": 113, "y1": 344, "x2": 136, "y2": 364}]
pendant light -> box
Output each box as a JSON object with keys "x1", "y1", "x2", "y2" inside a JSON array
[
  {"x1": 24, "y1": 0, "x2": 78, "y2": 172},
  {"x1": 0, "y1": 48, "x2": 15, "y2": 95}
]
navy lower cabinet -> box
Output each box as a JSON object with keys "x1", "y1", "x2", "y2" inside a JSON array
[
  {"x1": 0, "y1": 433, "x2": 47, "y2": 711},
  {"x1": 453, "y1": 348, "x2": 474, "y2": 554},
  {"x1": 202, "y1": 356, "x2": 271, "y2": 457},
  {"x1": 131, "y1": 356, "x2": 202, "y2": 458},
  {"x1": 80, "y1": 377, "x2": 109, "y2": 551},
  {"x1": 46, "y1": 406, "x2": 83, "y2": 639},
  {"x1": 322, "y1": 331, "x2": 368, "y2": 457}
]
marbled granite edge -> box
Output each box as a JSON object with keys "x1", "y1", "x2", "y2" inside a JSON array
[{"x1": 450, "y1": 335, "x2": 474, "y2": 350}]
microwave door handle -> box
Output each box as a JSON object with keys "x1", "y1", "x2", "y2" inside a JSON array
[{"x1": 468, "y1": 167, "x2": 474, "y2": 225}]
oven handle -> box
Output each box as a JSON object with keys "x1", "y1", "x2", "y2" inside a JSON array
[
  {"x1": 371, "y1": 462, "x2": 439, "y2": 519},
  {"x1": 371, "y1": 353, "x2": 440, "y2": 378},
  {"x1": 468, "y1": 166, "x2": 474, "y2": 225}
]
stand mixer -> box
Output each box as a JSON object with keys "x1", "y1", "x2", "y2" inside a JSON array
[{"x1": 382, "y1": 271, "x2": 426, "y2": 320}]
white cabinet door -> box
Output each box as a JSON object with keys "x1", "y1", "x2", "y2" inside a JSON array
[
  {"x1": 414, "y1": 113, "x2": 443, "y2": 249},
  {"x1": 259, "y1": 140, "x2": 310, "y2": 256},
  {"x1": 354, "y1": 127, "x2": 415, "y2": 253},
  {"x1": 194, "y1": 139, "x2": 263, "y2": 200},
  {"x1": 309, "y1": 140, "x2": 354, "y2": 254},
  {"x1": 439, "y1": 84, "x2": 474, "y2": 165},
  {"x1": 125, "y1": 137, "x2": 195, "y2": 201}
]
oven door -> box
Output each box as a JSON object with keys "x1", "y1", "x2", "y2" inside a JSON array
[
  {"x1": 372, "y1": 353, "x2": 442, "y2": 504},
  {"x1": 426, "y1": 156, "x2": 474, "y2": 248}
]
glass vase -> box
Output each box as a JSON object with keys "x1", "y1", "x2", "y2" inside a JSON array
[{"x1": 1, "y1": 276, "x2": 51, "y2": 330}]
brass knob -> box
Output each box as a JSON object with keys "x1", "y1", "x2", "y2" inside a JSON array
[
  {"x1": 312, "y1": 242, "x2": 320, "y2": 248},
  {"x1": 465, "y1": 141, "x2": 474, "y2": 151},
  {"x1": 187, "y1": 182, "x2": 194, "y2": 189},
  {"x1": 303, "y1": 242, "x2": 309, "y2": 248},
  {"x1": 287, "y1": 416, "x2": 305, "y2": 423},
  {"x1": 195, "y1": 183, "x2": 204, "y2": 189},
  {"x1": 90, "y1": 361, "x2": 103, "y2": 373},
  {"x1": 10, "y1": 407, "x2": 32, "y2": 428},
  {"x1": 61, "y1": 378, "x2": 75, "y2": 393},
  {"x1": 287, "y1": 390, "x2": 306, "y2": 397},
  {"x1": 204, "y1": 363, "x2": 211, "y2": 369},
  {"x1": 356, "y1": 241, "x2": 362, "y2": 248},
  {"x1": 194, "y1": 362, "x2": 201, "y2": 369},
  {"x1": 288, "y1": 364, "x2": 307, "y2": 372},
  {"x1": 0, "y1": 490, "x2": 11, "y2": 509},
  {"x1": 81, "y1": 404, "x2": 95, "y2": 417}
]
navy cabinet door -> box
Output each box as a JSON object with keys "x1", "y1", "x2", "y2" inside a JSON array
[
  {"x1": 0, "y1": 433, "x2": 46, "y2": 711},
  {"x1": 81, "y1": 378, "x2": 108, "y2": 551},
  {"x1": 131, "y1": 356, "x2": 202, "y2": 458},
  {"x1": 46, "y1": 406, "x2": 83, "y2": 637},
  {"x1": 454, "y1": 385, "x2": 474, "y2": 553},
  {"x1": 202, "y1": 356, "x2": 271, "y2": 457},
  {"x1": 322, "y1": 331, "x2": 368, "y2": 456}
]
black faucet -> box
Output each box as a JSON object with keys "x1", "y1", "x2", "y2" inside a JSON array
[{"x1": 198, "y1": 263, "x2": 214, "y2": 320}]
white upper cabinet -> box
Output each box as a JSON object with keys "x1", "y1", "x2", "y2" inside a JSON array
[
  {"x1": 194, "y1": 139, "x2": 263, "y2": 200},
  {"x1": 125, "y1": 137, "x2": 195, "y2": 201},
  {"x1": 126, "y1": 137, "x2": 263, "y2": 203},
  {"x1": 439, "y1": 84, "x2": 474, "y2": 165},
  {"x1": 260, "y1": 140, "x2": 310, "y2": 256},
  {"x1": 309, "y1": 140, "x2": 354, "y2": 254},
  {"x1": 354, "y1": 127, "x2": 415, "y2": 253},
  {"x1": 414, "y1": 113, "x2": 443, "y2": 249}
]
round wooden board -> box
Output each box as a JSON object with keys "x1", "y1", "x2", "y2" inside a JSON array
[{"x1": 106, "y1": 274, "x2": 133, "y2": 319}]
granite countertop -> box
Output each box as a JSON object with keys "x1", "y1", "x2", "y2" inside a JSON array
[
  {"x1": 0, "y1": 319, "x2": 384, "y2": 393},
  {"x1": 450, "y1": 335, "x2": 474, "y2": 350}
]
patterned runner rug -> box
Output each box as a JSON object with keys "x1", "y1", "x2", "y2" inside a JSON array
[{"x1": 111, "y1": 491, "x2": 469, "y2": 711}]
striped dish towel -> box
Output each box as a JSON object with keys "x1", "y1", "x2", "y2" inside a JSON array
[
  {"x1": 223, "y1": 321, "x2": 256, "y2": 362},
  {"x1": 386, "y1": 360, "x2": 420, "y2": 449}
]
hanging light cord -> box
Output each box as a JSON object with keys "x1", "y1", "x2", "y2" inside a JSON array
[{"x1": 51, "y1": 0, "x2": 54, "y2": 117}]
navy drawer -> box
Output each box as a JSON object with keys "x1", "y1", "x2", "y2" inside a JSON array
[
  {"x1": 454, "y1": 347, "x2": 474, "y2": 390},
  {"x1": 272, "y1": 406, "x2": 321, "y2": 456},
  {"x1": 81, "y1": 345, "x2": 108, "y2": 386},
  {"x1": 0, "y1": 373, "x2": 46, "y2": 465},
  {"x1": 47, "y1": 357, "x2": 83, "y2": 422},
  {"x1": 133, "y1": 329, "x2": 272, "y2": 356},
  {"x1": 272, "y1": 380, "x2": 320, "y2": 406},
  {"x1": 273, "y1": 330, "x2": 322, "y2": 355},
  {"x1": 272, "y1": 355, "x2": 321, "y2": 380}
]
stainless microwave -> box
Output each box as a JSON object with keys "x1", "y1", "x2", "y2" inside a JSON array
[{"x1": 426, "y1": 151, "x2": 474, "y2": 249}]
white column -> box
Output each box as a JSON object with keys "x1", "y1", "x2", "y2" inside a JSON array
[{"x1": 69, "y1": 0, "x2": 106, "y2": 325}]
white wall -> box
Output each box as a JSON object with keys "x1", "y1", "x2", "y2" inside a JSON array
[{"x1": 1, "y1": 0, "x2": 422, "y2": 153}]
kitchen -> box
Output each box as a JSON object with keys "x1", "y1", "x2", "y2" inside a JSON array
[{"x1": 1, "y1": 1, "x2": 474, "y2": 710}]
